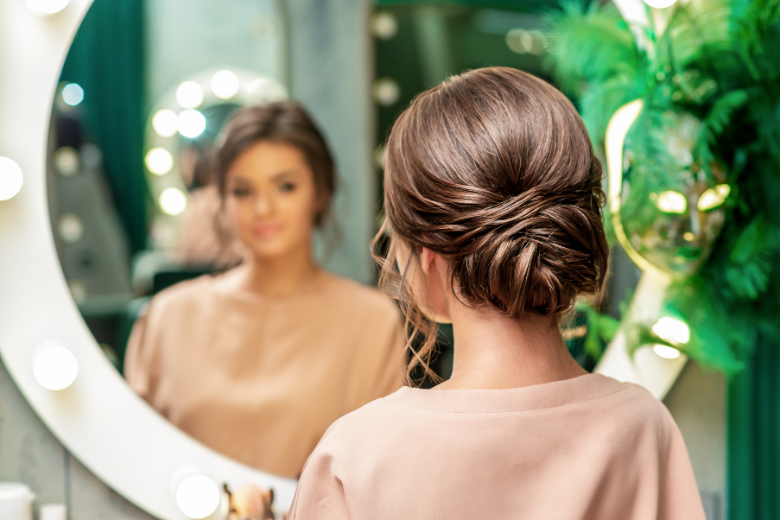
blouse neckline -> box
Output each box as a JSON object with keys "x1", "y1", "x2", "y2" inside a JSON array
[{"x1": 386, "y1": 374, "x2": 628, "y2": 414}]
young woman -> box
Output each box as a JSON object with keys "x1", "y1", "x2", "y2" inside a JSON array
[
  {"x1": 288, "y1": 68, "x2": 705, "y2": 519},
  {"x1": 125, "y1": 102, "x2": 404, "y2": 478}
]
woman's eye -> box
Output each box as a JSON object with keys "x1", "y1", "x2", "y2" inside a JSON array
[
  {"x1": 232, "y1": 188, "x2": 252, "y2": 198},
  {"x1": 279, "y1": 182, "x2": 297, "y2": 193}
]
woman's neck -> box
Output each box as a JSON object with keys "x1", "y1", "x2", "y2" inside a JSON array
[
  {"x1": 436, "y1": 303, "x2": 586, "y2": 390},
  {"x1": 233, "y1": 245, "x2": 321, "y2": 298}
]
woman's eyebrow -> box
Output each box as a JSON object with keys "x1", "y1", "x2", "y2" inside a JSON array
[{"x1": 270, "y1": 169, "x2": 301, "y2": 181}]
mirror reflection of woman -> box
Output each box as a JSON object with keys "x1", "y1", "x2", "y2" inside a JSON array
[{"x1": 125, "y1": 102, "x2": 405, "y2": 478}]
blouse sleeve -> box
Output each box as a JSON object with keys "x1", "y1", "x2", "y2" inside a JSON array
[
  {"x1": 658, "y1": 407, "x2": 707, "y2": 520},
  {"x1": 123, "y1": 302, "x2": 156, "y2": 401},
  {"x1": 287, "y1": 419, "x2": 350, "y2": 520}
]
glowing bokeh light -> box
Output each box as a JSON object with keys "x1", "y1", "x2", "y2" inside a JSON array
[
  {"x1": 652, "y1": 344, "x2": 682, "y2": 359},
  {"x1": 652, "y1": 317, "x2": 690, "y2": 345},
  {"x1": 54, "y1": 147, "x2": 80, "y2": 176},
  {"x1": 33, "y1": 344, "x2": 78, "y2": 391},
  {"x1": 145, "y1": 148, "x2": 174, "y2": 175},
  {"x1": 62, "y1": 83, "x2": 84, "y2": 106},
  {"x1": 159, "y1": 188, "x2": 187, "y2": 216},
  {"x1": 176, "y1": 81, "x2": 204, "y2": 109},
  {"x1": 175, "y1": 475, "x2": 220, "y2": 519},
  {"x1": 177, "y1": 110, "x2": 206, "y2": 138},
  {"x1": 211, "y1": 70, "x2": 240, "y2": 100},
  {"x1": 152, "y1": 109, "x2": 179, "y2": 137},
  {"x1": 0, "y1": 157, "x2": 24, "y2": 201},
  {"x1": 58, "y1": 214, "x2": 84, "y2": 243}
]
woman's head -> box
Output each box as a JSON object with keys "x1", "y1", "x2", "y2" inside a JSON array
[
  {"x1": 215, "y1": 102, "x2": 336, "y2": 260},
  {"x1": 376, "y1": 67, "x2": 609, "y2": 381}
]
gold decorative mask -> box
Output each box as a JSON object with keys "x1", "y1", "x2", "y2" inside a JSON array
[{"x1": 605, "y1": 101, "x2": 730, "y2": 276}]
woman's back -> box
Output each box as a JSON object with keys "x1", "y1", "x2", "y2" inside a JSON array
[
  {"x1": 289, "y1": 67, "x2": 705, "y2": 518},
  {"x1": 290, "y1": 374, "x2": 702, "y2": 519}
]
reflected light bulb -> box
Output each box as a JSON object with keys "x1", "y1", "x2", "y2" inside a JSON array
[
  {"x1": 152, "y1": 109, "x2": 179, "y2": 138},
  {"x1": 25, "y1": 0, "x2": 70, "y2": 15},
  {"x1": 176, "y1": 475, "x2": 220, "y2": 519},
  {"x1": 644, "y1": 0, "x2": 677, "y2": 7},
  {"x1": 33, "y1": 344, "x2": 78, "y2": 391},
  {"x1": 652, "y1": 344, "x2": 681, "y2": 359},
  {"x1": 211, "y1": 70, "x2": 240, "y2": 100},
  {"x1": 178, "y1": 110, "x2": 206, "y2": 139},
  {"x1": 652, "y1": 317, "x2": 690, "y2": 345},
  {"x1": 145, "y1": 148, "x2": 174, "y2": 175},
  {"x1": 159, "y1": 188, "x2": 187, "y2": 215},
  {"x1": 176, "y1": 81, "x2": 204, "y2": 109},
  {"x1": 62, "y1": 84, "x2": 84, "y2": 106},
  {"x1": 0, "y1": 157, "x2": 24, "y2": 201}
]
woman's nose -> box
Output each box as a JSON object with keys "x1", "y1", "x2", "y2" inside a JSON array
[{"x1": 253, "y1": 193, "x2": 273, "y2": 216}]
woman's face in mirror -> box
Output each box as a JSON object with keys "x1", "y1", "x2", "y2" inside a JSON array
[{"x1": 224, "y1": 141, "x2": 320, "y2": 260}]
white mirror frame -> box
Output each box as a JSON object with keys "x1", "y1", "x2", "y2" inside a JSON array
[
  {"x1": 0, "y1": 0, "x2": 683, "y2": 518},
  {"x1": 0, "y1": 1, "x2": 297, "y2": 518}
]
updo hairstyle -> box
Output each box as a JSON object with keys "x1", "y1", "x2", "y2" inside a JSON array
[
  {"x1": 374, "y1": 67, "x2": 609, "y2": 383},
  {"x1": 215, "y1": 101, "x2": 336, "y2": 227}
]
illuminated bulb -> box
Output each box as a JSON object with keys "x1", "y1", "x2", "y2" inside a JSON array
[
  {"x1": 698, "y1": 184, "x2": 730, "y2": 211},
  {"x1": 176, "y1": 475, "x2": 220, "y2": 519},
  {"x1": 371, "y1": 78, "x2": 401, "y2": 107},
  {"x1": 145, "y1": 148, "x2": 174, "y2": 175},
  {"x1": 211, "y1": 70, "x2": 240, "y2": 100},
  {"x1": 644, "y1": 0, "x2": 677, "y2": 7},
  {"x1": 58, "y1": 214, "x2": 84, "y2": 243},
  {"x1": 0, "y1": 157, "x2": 23, "y2": 201},
  {"x1": 652, "y1": 344, "x2": 681, "y2": 359},
  {"x1": 152, "y1": 109, "x2": 179, "y2": 137},
  {"x1": 176, "y1": 81, "x2": 204, "y2": 109},
  {"x1": 369, "y1": 11, "x2": 398, "y2": 40},
  {"x1": 33, "y1": 343, "x2": 78, "y2": 391},
  {"x1": 652, "y1": 317, "x2": 690, "y2": 345},
  {"x1": 61, "y1": 83, "x2": 84, "y2": 106},
  {"x1": 159, "y1": 188, "x2": 187, "y2": 215},
  {"x1": 178, "y1": 110, "x2": 206, "y2": 138},
  {"x1": 655, "y1": 190, "x2": 687, "y2": 214},
  {"x1": 54, "y1": 147, "x2": 80, "y2": 176},
  {"x1": 25, "y1": 0, "x2": 70, "y2": 15}
]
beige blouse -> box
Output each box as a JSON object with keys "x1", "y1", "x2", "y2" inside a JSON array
[
  {"x1": 124, "y1": 271, "x2": 405, "y2": 478},
  {"x1": 289, "y1": 374, "x2": 705, "y2": 520}
]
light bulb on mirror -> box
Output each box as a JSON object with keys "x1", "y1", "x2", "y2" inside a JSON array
[
  {"x1": 176, "y1": 81, "x2": 204, "y2": 109},
  {"x1": 145, "y1": 148, "x2": 174, "y2": 175},
  {"x1": 0, "y1": 157, "x2": 23, "y2": 201},
  {"x1": 33, "y1": 343, "x2": 78, "y2": 391},
  {"x1": 25, "y1": 0, "x2": 70, "y2": 16},
  {"x1": 175, "y1": 475, "x2": 220, "y2": 519},
  {"x1": 159, "y1": 188, "x2": 187, "y2": 216},
  {"x1": 177, "y1": 110, "x2": 206, "y2": 139},
  {"x1": 152, "y1": 109, "x2": 179, "y2": 138},
  {"x1": 61, "y1": 83, "x2": 84, "y2": 106},
  {"x1": 211, "y1": 70, "x2": 240, "y2": 100}
]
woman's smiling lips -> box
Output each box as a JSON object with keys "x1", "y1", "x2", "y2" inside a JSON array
[{"x1": 252, "y1": 223, "x2": 284, "y2": 238}]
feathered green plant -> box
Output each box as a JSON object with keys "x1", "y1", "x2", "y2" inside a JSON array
[{"x1": 546, "y1": 0, "x2": 780, "y2": 374}]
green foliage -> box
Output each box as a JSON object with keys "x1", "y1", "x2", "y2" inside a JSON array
[{"x1": 545, "y1": 0, "x2": 780, "y2": 374}]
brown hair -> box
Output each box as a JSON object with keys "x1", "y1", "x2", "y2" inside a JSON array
[
  {"x1": 215, "y1": 101, "x2": 336, "y2": 226},
  {"x1": 374, "y1": 67, "x2": 609, "y2": 384}
]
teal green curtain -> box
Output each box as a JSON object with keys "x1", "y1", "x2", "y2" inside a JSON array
[
  {"x1": 60, "y1": 0, "x2": 147, "y2": 254},
  {"x1": 728, "y1": 339, "x2": 780, "y2": 519}
]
